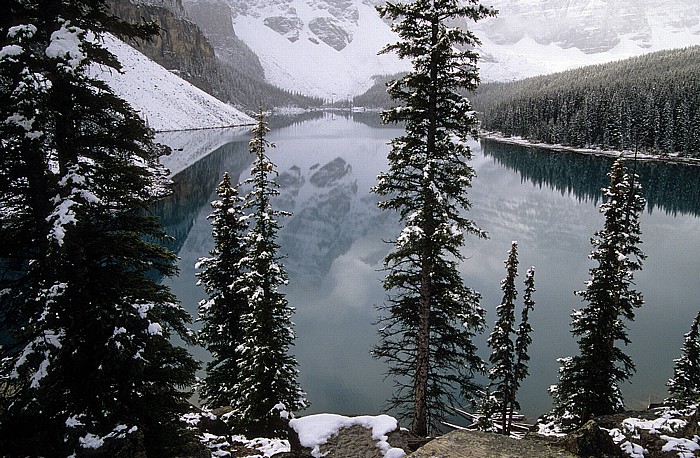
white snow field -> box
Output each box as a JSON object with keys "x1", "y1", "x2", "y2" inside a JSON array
[{"x1": 91, "y1": 33, "x2": 253, "y2": 132}]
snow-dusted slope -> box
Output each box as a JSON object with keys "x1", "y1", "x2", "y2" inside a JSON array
[
  {"x1": 186, "y1": 0, "x2": 699, "y2": 98},
  {"x1": 187, "y1": 0, "x2": 411, "y2": 99},
  {"x1": 473, "y1": 0, "x2": 700, "y2": 82},
  {"x1": 91, "y1": 34, "x2": 253, "y2": 131}
]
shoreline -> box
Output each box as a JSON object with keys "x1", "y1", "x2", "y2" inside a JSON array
[{"x1": 479, "y1": 132, "x2": 700, "y2": 167}]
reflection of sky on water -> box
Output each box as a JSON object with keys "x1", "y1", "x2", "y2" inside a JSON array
[{"x1": 157, "y1": 114, "x2": 700, "y2": 421}]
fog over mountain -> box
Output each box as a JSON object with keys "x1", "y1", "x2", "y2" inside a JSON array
[{"x1": 183, "y1": 0, "x2": 699, "y2": 98}]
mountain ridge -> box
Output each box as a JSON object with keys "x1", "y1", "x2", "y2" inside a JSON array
[{"x1": 185, "y1": 0, "x2": 700, "y2": 98}]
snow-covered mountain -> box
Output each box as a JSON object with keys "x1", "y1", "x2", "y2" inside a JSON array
[
  {"x1": 473, "y1": 0, "x2": 700, "y2": 81},
  {"x1": 184, "y1": 0, "x2": 411, "y2": 99},
  {"x1": 91, "y1": 33, "x2": 253, "y2": 131},
  {"x1": 183, "y1": 0, "x2": 699, "y2": 98}
]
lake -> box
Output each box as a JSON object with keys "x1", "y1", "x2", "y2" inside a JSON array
[{"x1": 154, "y1": 112, "x2": 700, "y2": 422}]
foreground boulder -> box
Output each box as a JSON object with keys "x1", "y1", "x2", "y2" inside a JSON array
[
  {"x1": 409, "y1": 430, "x2": 576, "y2": 457},
  {"x1": 560, "y1": 420, "x2": 624, "y2": 458}
]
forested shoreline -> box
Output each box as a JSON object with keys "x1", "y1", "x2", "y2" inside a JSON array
[{"x1": 472, "y1": 46, "x2": 700, "y2": 157}]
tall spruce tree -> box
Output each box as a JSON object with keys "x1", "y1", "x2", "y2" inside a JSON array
[
  {"x1": 667, "y1": 311, "x2": 700, "y2": 406},
  {"x1": 372, "y1": 0, "x2": 495, "y2": 436},
  {"x1": 487, "y1": 241, "x2": 519, "y2": 434},
  {"x1": 196, "y1": 172, "x2": 249, "y2": 409},
  {"x1": 0, "y1": 1, "x2": 198, "y2": 455},
  {"x1": 231, "y1": 111, "x2": 307, "y2": 437},
  {"x1": 549, "y1": 157, "x2": 645, "y2": 429}
]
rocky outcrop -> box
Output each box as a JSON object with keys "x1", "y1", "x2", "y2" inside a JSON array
[
  {"x1": 107, "y1": 0, "x2": 321, "y2": 109},
  {"x1": 409, "y1": 430, "x2": 576, "y2": 458},
  {"x1": 106, "y1": 0, "x2": 220, "y2": 94},
  {"x1": 184, "y1": 0, "x2": 266, "y2": 81},
  {"x1": 308, "y1": 17, "x2": 351, "y2": 51},
  {"x1": 264, "y1": 16, "x2": 304, "y2": 42},
  {"x1": 560, "y1": 421, "x2": 624, "y2": 458}
]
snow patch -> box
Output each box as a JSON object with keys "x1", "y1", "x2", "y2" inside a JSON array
[{"x1": 289, "y1": 413, "x2": 405, "y2": 458}]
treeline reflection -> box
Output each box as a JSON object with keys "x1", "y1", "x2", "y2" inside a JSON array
[{"x1": 481, "y1": 139, "x2": 700, "y2": 217}]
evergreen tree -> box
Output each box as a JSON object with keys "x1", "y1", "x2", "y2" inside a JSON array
[
  {"x1": 0, "y1": 1, "x2": 198, "y2": 455},
  {"x1": 487, "y1": 241, "x2": 519, "y2": 434},
  {"x1": 372, "y1": 0, "x2": 495, "y2": 436},
  {"x1": 230, "y1": 111, "x2": 307, "y2": 437},
  {"x1": 667, "y1": 311, "x2": 700, "y2": 406},
  {"x1": 196, "y1": 172, "x2": 249, "y2": 409},
  {"x1": 483, "y1": 244, "x2": 535, "y2": 436},
  {"x1": 548, "y1": 157, "x2": 645, "y2": 429},
  {"x1": 510, "y1": 267, "x2": 535, "y2": 428}
]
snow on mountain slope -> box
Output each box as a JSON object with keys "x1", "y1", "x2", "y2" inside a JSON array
[
  {"x1": 91, "y1": 33, "x2": 253, "y2": 132},
  {"x1": 188, "y1": 0, "x2": 699, "y2": 98},
  {"x1": 473, "y1": 0, "x2": 700, "y2": 82},
  {"x1": 215, "y1": 0, "x2": 411, "y2": 99}
]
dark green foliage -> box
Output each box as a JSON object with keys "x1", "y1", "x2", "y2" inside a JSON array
[
  {"x1": 548, "y1": 158, "x2": 646, "y2": 430},
  {"x1": 197, "y1": 172, "x2": 249, "y2": 409},
  {"x1": 474, "y1": 46, "x2": 700, "y2": 156},
  {"x1": 0, "y1": 0, "x2": 197, "y2": 455},
  {"x1": 487, "y1": 242, "x2": 519, "y2": 434},
  {"x1": 667, "y1": 311, "x2": 700, "y2": 406},
  {"x1": 228, "y1": 111, "x2": 307, "y2": 438},
  {"x1": 372, "y1": 0, "x2": 495, "y2": 437},
  {"x1": 483, "y1": 242, "x2": 535, "y2": 435}
]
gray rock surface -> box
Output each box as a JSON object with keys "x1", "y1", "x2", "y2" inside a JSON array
[{"x1": 408, "y1": 430, "x2": 577, "y2": 458}]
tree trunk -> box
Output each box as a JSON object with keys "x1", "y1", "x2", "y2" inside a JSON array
[{"x1": 411, "y1": 12, "x2": 440, "y2": 438}]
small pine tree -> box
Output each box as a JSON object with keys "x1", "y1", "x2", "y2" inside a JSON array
[
  {"x1": 231, "y1": 111, "x2": 307, "y2": 437},
  {"x1": 667, "y1": 311, "x2": 700, "y2": 406},
  {"x1": 510, "y1": 267, "x2": 535, "y2": 428},
  {"x1": 197, "y1": 172, "x2": 249, "y2": 409},
  {"x1": 549, "y1": 157, "x2": 645, "y2": 429},
  {"x1": 484, "y1": 244, "x2": 535, "y2": 435},
  {"x1": 487, "y1": 241, "x2": 519, "y2": 434}
]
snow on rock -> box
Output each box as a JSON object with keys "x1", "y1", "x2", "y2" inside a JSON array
[
  {"x1": 289, "y1": 413, "x2": 405, "y2": 458},
  {"x1": 229, "y1": 0, "x2": 411, "y2": 98},
  {"x1": 90, "y1": 33, "x2": 253, "y2": 132}
]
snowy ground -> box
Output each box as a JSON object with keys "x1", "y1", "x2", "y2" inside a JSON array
[
  {"x1": 290, "y1": 413, "x2": 406, "y2": 458},
  {"x1": 182, "y1": 410, "x2": 406, "y2": 458},
  {"x1": 90, "y1": 34, "x2": 253, "y2": 132}
]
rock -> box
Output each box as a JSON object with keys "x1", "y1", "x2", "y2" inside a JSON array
[
  {"x1": 309, "y1": 158, "x2": 352, "y2": 187},
  {"x1": 264, "y1": 16, "x2": 304, "y2": 42},
  {"x1": 409, "y1": 430, "x2": 576, "y2": 458},
  {"x1": 560, "y1": 420, "x2": 625, "y2": 458},
  {"x1": 308, "y1": 17, "x2": 351, "y2": 50}
]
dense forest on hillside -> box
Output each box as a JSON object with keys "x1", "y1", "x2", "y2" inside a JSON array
[
  {"x1": 472, "y1": 47, "x2": 700, "y2": 157},
  {"x1": 353, "y1": 73, "x2": 405, "y2": 109}
]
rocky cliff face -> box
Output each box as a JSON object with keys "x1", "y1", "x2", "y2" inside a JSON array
[
  {"x1": 107, "y1": 0, "x2": 322, "y2": 109},
  {"x1": 106, "y1": 0, "x2": 220, "y2": 95},
  {"x1": 183, "y1": 0, "x2": 265, "y2": 81}
]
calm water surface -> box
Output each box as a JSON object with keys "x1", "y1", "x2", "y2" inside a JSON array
[{"x1": 154, "y1": 113, "x2": 700, "y2": 421}]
